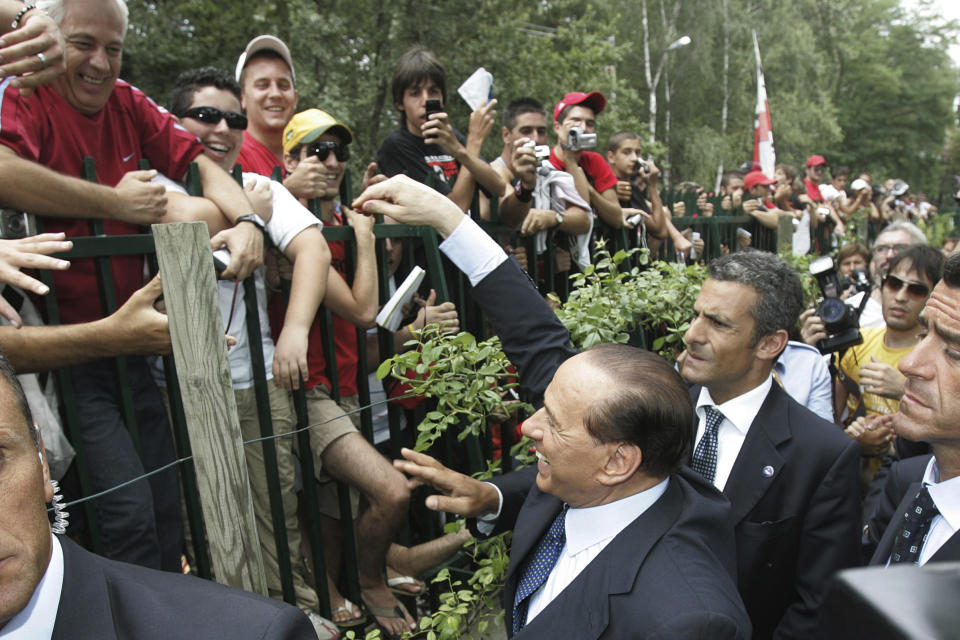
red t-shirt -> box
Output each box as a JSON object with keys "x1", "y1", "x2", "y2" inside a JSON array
[
  {"x1": 236, "y1": 131, "x2": 284, "y2": 179},
  {"x1": 804, "y1": 178, "x2": 824, "y2": 203},
  {"x1": 0, "y1": 80, "x2": 202, "y2": 323},
  {"x1": 548, "y1": 148, "x2": 618, "y2": 194},
  {"x1": 269, "y1": 208, "x2": 359, "y2": 396}
]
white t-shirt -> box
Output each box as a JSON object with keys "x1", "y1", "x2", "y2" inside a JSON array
[{"x1": 154, "y1": 172, "x2": 320, "y2": 388}]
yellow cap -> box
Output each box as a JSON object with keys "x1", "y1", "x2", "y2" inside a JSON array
[{"x1": 283, "y1": 109, "x2": 353, "y2": 154}]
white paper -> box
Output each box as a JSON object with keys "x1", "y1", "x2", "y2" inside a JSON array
[{"x1": 458, "y1": 67, "x2": 494, "y2": 111}]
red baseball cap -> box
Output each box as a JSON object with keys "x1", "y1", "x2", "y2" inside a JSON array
[
  {"x1": 553, "y1": 91, "x2": 606, "y2": 122},
  {"x1": 806, "y1": 154, "x2": 828, "y2": 167},
  {"x1": 744, "y1": 170, "x2": 776, "y2": 191}
]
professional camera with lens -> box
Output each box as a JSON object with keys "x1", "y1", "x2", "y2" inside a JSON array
[
  {"x1": 565, "y1": 127, "x2": 596, "y2": 151},
  {"x1": 809, "y1": 255, "x2": 870, "y2": 354}
]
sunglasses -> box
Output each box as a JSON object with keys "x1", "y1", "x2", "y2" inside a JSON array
[
  {"x1": 306, "y1": 141, "x2": 349, "y2": 162},
  {"x1": 882, "y1": 274, "x2": 930, "y2": 298},
  {"x1": 181, "y1": 106, "x2": 248, "y2": 130},
  {"x1": 873, "y1": 243, "x2": 908, "y2": 255}
]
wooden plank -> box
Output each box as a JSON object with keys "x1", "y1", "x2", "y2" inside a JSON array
[
  {"x1": 152, "y1": 222, "x2": 267, "y2": 595},
  {"x1": 777, "y1": 214, "x2": 795, "y2": 254}
]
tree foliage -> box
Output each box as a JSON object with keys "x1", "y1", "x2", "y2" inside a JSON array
[{"x1": 123, "y1": 0, "x2": 959, "y2": 198}]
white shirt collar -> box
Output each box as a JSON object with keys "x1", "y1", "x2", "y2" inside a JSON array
[
  {"x1": 0, "y1": 535, "x2": 63, "y2": 640},
  {"x1": 696, "y1": 375, "x2": 773, "y2": 435},
  {"x1": 923, "y1": 457, "x2": 960, "y2": 534},
  {"x1": 565, "y1": 478, "x2": 670, "y2": 556}
]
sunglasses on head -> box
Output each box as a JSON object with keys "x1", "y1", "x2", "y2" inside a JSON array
[
  {"x1": 181, "y1": 106, "x2": 248, "y2": 130},
  {"x1": 306, "y1": 141, "x2": 349, "y2": 162},
  {"x1": 882, "y1": 274, "x2": 930, "y2": 298}
]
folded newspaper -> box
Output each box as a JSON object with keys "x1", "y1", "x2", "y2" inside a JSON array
[{"x1": 376, "y1": 266, "x2": 426, "y2": 331}]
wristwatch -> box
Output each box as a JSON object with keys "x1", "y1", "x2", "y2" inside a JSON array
[
  {"x1": 235, "y1": 213, "x2": 266, "y2": 232},
  {"x1": 554, "y1": 211, "x2": 565, "y2": 227}
]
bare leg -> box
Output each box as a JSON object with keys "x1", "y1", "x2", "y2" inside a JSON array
[{"x1": 321, "y1": 433, "x2": 414, "y2": 636}]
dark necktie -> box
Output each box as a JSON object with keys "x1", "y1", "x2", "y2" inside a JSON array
[
  {"x1": 890, "y1": 486, "x2": 940, "y2": 565},
  {"x1": 690, "y1": 406, "x2": 724, "y2": 483},
  {"x1": 512, "y1": 507, "x2": 567, "y2": 634}
]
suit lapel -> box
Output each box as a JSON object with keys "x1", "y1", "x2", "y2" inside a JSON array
[
  {"x1": 870, "y1": 482, "x2": 921, "y2": 565},
  {"x1": 52, "y1": 537, "x2": 118, "y2": 640},
  {"x1": 515, "y1": 479, "x2": 684, "y2": 639},
  {"x1": 929, "y1": 531, "x2": 960, "y2": 562},
  {"x1": 690, "y1": 385, "x2": 789, "y2": 524}
]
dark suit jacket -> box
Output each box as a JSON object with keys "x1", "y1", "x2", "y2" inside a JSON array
[
  {"x1": 481, "y1": 467, "x2": 750, "y2": 639},
  {"x1": 472, "y1": 258, "x2": 859, "y2": 639},
  {"x1": 471, "y1": 259, "x2": 749, "y2": 638},
  {"x1": 864, "y1": 454, "x2": 960, "y2": 565},
  {"x1": 52, "y1": 537, "x2": 316, "y2": 640},
  {"x1": 688, "y1": 383, "x2": 862, "y2": 639}
]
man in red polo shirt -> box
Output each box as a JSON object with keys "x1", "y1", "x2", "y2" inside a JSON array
[
  {"x1": 0, "y1": 0, "x2": 263, "y2": 573},
  {"x1": 234, "y1": 34, "x2": 335, "y2": 204},
  {"x1": 548, "y1": 91, "x2": 624, "y2": 230}
]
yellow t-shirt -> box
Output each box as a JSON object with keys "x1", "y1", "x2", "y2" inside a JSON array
[{"x1": 839, "y1": 327, "x2": 912, "y2": 418}]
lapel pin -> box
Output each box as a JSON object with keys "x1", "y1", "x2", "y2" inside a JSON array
[{"x1": 762, "y1": 465, "x2": 775, "y2": 478}]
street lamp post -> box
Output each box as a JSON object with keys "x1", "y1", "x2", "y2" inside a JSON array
[{"x1": 661, "y1": 36, "x2": 691, "y2": 188}]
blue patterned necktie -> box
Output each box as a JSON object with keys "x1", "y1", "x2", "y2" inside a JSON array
[
  {"x1": 690, "y1": 406, "x2": 724, "y2": 483},
  {"x1": 512, "y1": 506, "x2": 568, "y2": 634},
  {"x1": 890, "y1": 486, "x2": 939, "y2": 565}
]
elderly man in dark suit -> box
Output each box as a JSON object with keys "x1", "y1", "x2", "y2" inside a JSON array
[
  {"x1": 0, "y1": 351, "x2": 321, "y2": 640},
  {"x1": 355, "y1": 176, "x2": 859, "y2": 639},
  {"x1": 359, "y1": 176, "x2": 751, "y2": 639},
  {"x1": 863, "y1": 252, "x2": 960, "y2": 566},
  {"x1": 677, "y1": 251, "x2": 862, "y2": 638}
]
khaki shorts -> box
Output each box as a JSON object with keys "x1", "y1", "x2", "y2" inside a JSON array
[{"x1": 304, "y1": 387, "x2": 361, "y2": 518}]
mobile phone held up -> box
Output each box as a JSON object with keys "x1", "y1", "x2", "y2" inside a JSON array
[{"x1": 424, "y1": 99, "x2": 443, "y2": 142}]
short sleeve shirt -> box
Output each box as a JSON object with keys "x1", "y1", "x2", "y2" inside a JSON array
[
  {"x1": 0, "y1": 79, "x2": 203, "y2": 323},
  {"x1": 236, "y1": 131, "x2": 284, "y2": 179},
  {"x1": 376, "y1": 127, "x2": 463, "y2": 195},
  {"x1": 548, "y1": 149, "x2": 618, "y2": 194}
]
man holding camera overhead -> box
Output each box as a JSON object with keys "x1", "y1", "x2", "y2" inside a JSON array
[{"x1": 547, "y1": 91, "x2": 623, "y2": 230}]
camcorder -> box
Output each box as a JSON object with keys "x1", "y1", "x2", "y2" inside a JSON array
[
  {"x1": 564, "y1": 127, "x2": 596, "y2": 151},
  {"x1": 634, "y1": 158, "x2": 650, "y2": 175},
  {"x1": 809, "y1": 255, "x2": 871, "y2": 354},
  {"x1": 0, "y1": 209, "x2": 33, "y2": 239}
]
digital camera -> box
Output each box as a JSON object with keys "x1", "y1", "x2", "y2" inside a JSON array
[
  {"x1": 565, "y1": 127, "x2": 596, "y2": 151},
  {"x1": 809, "y1": 256, "x2": 870, "y2": 354}
]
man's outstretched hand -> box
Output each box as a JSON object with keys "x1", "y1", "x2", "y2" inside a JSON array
[
  {"x1": 393, "y1": 448, "x2": 500, "y2": 518},
  {"x1": 352, "y1": 175, "x2": 464, "y2": 238}
]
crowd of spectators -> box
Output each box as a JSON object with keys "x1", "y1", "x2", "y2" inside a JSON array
[{"x1": 1, "y1": 1, "x2": 959, "y2": 639}]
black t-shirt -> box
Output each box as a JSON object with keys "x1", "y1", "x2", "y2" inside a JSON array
[
  {"x1": 620, "y1": 181, "x2": 651, "y2": 213},
  {"x1": 376, "y1": 126, "x2": 465, "y2": 195}
]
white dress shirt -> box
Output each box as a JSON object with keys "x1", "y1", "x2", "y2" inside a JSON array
[
  {"x1": 439, "y1": 217, "x2": 508, "y2": 286},
  {"x1": 694, "y1": 376, "x2": 773, "y2": 491},
  {"x1": 526, "y1": 479, "x2": 669, "y2": 623},
  {"x1": 916, "y1": 457, "x2": 960, "y2": 565},
  {"x1": 0, "y1": 535, "x2": 64, "y2": 639}
]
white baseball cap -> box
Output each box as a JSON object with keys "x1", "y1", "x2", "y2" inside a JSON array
[{"x1": 235, "y1": 35, "x2": 296, "y2": 83}]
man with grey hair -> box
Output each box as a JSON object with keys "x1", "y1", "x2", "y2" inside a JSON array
[
  {"x1": 0, "y1": 0, "x2": 265, "y2": 572},
  {"x1": 0, "y1": 351, "x2": 319, "y2": 639},
  {"x1": 678, "y1": 250, "x2": 861, "y2": 638}
]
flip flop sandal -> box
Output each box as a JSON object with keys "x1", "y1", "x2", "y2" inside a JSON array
[
  {"x1": 387, "y1": 575, "x2": 425, "y2": 596},
  {"x1": 331, "y1": 598, "x2": 365, "y2": 629}
]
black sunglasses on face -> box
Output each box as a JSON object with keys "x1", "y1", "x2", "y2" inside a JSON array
[
  {"x1": 883, "y1": 274, "x2": 930, "y2": 298},
  {"x1": 181, "y1": 106, "x2": 248, "y2": 130},
  {"x1": 306, "y1": 141, "x2": 349, "y2": 162}
]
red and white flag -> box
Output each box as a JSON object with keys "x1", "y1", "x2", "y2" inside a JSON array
[{"x1": 752, "y1": 31, "x2": 775, "y2": 178}]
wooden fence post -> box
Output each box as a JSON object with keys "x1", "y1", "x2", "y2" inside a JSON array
[
  {"x1": 777, "y1": 215, "x2": 795, "y2": 254},
  {"x1": 152, "y1": 222, "x2": 267, "y2": 595}
]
